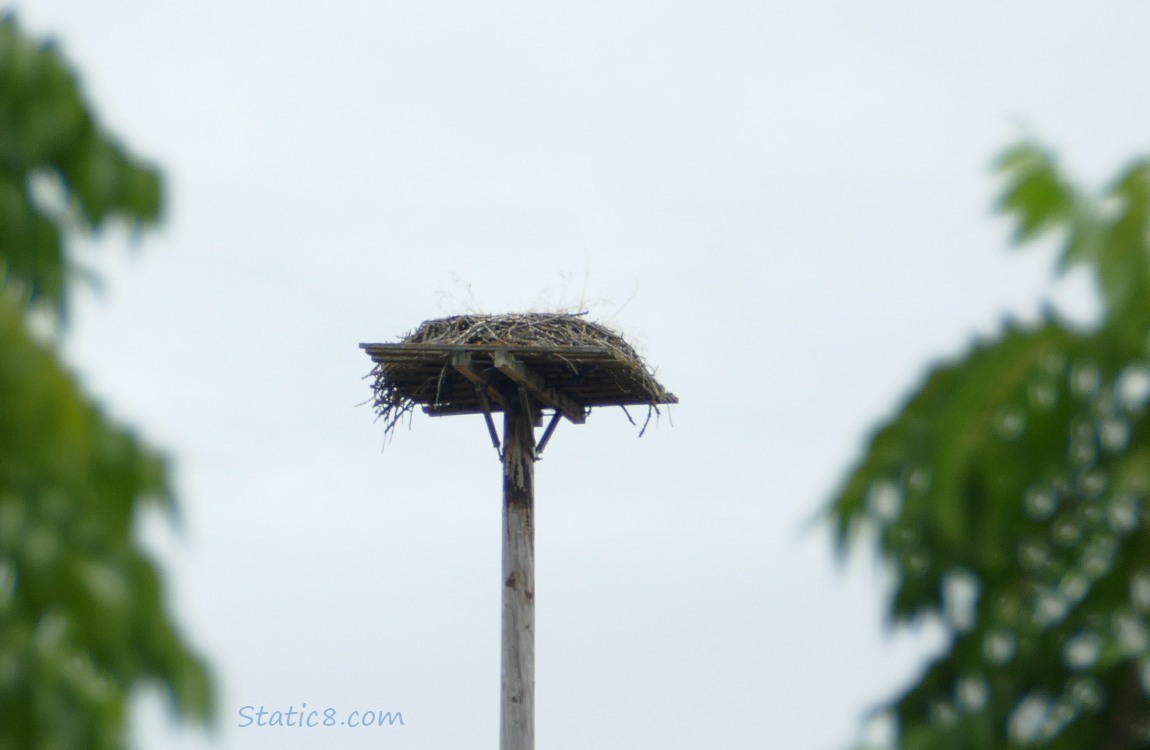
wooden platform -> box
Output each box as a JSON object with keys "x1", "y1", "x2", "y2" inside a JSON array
[{"x1": 360, "y1": 342, "x2": 678, "y2": 423}]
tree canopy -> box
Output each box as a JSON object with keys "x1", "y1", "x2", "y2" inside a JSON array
[
  {"x1": 0, "y1": 12, "x2": 212, "y2": 749},
  {"x1": 830, "y1": 143, "x2": 1150, "y2": 749}
]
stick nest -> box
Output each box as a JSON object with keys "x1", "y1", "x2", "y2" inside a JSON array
[
  {"x1": 405, "y1": 311, "x2": 640, "y2": 353},
  {"x1": 364, "y1": 312, "x2": 675, "y2": 435}
]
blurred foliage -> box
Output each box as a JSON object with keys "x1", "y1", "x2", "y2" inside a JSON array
[
  {"x1": 829, "y1": 142, "x2": 1150, "y2": 749},
  {"x1": 0, "y1": 12, "x2": 212, "y2": 749}
]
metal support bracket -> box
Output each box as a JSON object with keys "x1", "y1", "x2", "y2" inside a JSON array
[
  {"x1": 475, "y1": 384, "x2": 502, "y2": 459},
  {"x1": 534, "y1": 411, "x2": 562, "y2": 459}
]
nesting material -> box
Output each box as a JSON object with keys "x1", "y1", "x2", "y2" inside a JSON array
[{"x1": 361, "y1": 312, "x2": 677, "y2": 436}]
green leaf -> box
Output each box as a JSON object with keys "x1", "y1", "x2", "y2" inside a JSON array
[
  {"x1": 833, "y1": 140, "x2": 1150, "y2": 749},
  {"x1": 0, "y1": 13, "x2": 211, "y2": 748},
  {"x1": 0, "y1": 14, "x2": 163, "y2": 319},
  {"x1": 995, "y1": 143, "x2": 1075, "y2": 248}
]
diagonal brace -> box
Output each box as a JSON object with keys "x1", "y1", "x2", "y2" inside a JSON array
[
  {"x1": 534, "y1": 411, "x2": 562, "y2": 458},
  {"x1": 452, "y1": 352, "x2": 507, "y2": 409},
  {"x1": 453, "y1": 351, "x2": 506, "y2": 458},
  {"x1": 493, "y1": 351, "x2": 586, "y2": 424}
]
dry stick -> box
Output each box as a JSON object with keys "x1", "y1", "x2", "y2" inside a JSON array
[
  {"x1": 619, "y1": 404, "x2": 636, "y2": 426},
  {"x1": 639, "y1": 405, "x2": 657, "y2": 438}
]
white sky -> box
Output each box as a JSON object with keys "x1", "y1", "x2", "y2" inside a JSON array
[{"x1": 12, "y1": 1, "x2": 1150, "y2": 748}]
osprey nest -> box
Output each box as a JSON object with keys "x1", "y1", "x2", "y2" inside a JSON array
[{"x1": 361, "y1": 312, "x2": 677, "y2": 435}]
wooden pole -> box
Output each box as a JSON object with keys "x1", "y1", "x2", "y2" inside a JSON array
[{"x1": 500, "y1": 390, "x2": 535, "y2": 750}]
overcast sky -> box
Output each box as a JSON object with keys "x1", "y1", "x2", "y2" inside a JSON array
[{"x1": 13, "y1": 1, "x2": 1150, "y2": 748}]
